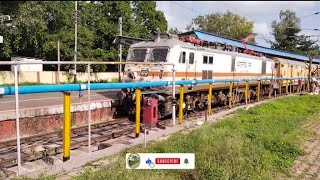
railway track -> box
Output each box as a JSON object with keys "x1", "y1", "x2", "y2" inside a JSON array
[{"x1": 0, "y1": 91, "x2": 299, "y2": 178}]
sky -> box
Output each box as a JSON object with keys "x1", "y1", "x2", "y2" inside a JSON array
[{"x1": 156, "y1": 1, "x2": 320, "y2": 48}]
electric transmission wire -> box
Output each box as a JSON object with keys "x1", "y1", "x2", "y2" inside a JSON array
[
  {"x1": 299, "y1": 11, "x2": 320, "y2": 19},
  {"x1": 169, "y1": 1, "x2": 206, "y2": 16}
]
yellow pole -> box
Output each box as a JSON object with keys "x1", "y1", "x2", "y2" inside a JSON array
[
  {"x1": 208, "y1": 83, "x2": 212, "y2": 115},
  {"x1": 293, "y1": 79, "x2": 295, "y2": 93},
  {"x1": 228, "y1": 82, "x2": 233, "y2": 109},
  {"x1": 286, "y1": 79, "x2": 289, "y2": 95},
  {"x1": 257, "y1": 80, "x2": 261, "y2": 102},
  {"x1": 179, "y1": 85, "x2": 184, "y2": 124},
  {"x1": 279, "y1": 80, "x2": 282, "y2": 95},
  {"x1": 245, "y1": 81, "x2": 249, "y2": 105},
  {"x1": 135, "y1": 88, "x2": 141, "y2": 137},
  {"x1": 63, "y1": 92, "x2": 71, "y2": 162}
]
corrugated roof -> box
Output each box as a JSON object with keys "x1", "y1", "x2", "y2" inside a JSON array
[{"x1": 180, "y1": 30, "x2": 320, "y2": 64}]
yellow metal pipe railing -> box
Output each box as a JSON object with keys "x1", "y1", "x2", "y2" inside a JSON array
[{"x1": 208, "y1": 84, "x2": 213, "y2": 115}]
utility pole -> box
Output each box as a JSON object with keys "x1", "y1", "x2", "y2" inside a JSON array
[
  {"x1": 308, "y1": 56, "x2": 313, "y2": 93},
  {"x1": 74, "y1": 1, "x2": 78, "y2": 83},
  {"x1": 57, "y1": 41, "x2": 60, "y2": 84},
  {"x1": 118, "y1": 17, "x2": 122, "y2": 82}
]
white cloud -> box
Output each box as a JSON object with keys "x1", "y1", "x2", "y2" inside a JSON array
[{"x1": 254, "y1": 22, "x2": 271, "y2": 36}]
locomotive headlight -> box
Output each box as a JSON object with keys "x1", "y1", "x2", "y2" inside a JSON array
[{"x1": 140, "y1": 70, "x2": 149, "y2": 77}]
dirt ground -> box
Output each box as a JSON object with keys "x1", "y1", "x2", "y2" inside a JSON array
[{"x1": 289, "y1": 113, "x2": 320, "y2": 179}]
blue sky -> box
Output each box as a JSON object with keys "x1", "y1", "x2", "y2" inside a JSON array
[{"x1": 156, "y1": 1, "x2": 320, "y2": 48}]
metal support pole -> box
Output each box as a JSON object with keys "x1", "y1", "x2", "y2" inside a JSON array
[
  {"x1": 14, "y1": 64, "x2": 21, "y2": 175},
  {"x1": 257, "y1": 80, "x2": 261, "y2": 102},
  {"x1": 57, "y1": 41, "x2": 60, "y2": 84},
  {"x1": 135, "y1": 88, "x2": 141, "y2": 137},
  {"x1": 208, "y1": 83, "x2": 212, "y2": 115},
  {"x1": 228, "y1": 82, "x2": 233, "y2": 109},
  {"x1": 293, "y1": 79, "x2": 295, "y2": 93},
  {"x1": 172, "y1": 67, "x2": 176, "y2": 126},
  {"x1": 245, "y1": 81, "x2": 249, "y2": 105},
  {"x1": 303, "y1": 80, "x2": 306, "y2": 91},
  {"x1": 87, "y1": 64, "x2": 91, "y2": 153},
  {"x1": 118, "y1": 17, "x2": 122, "y2": 82},
  {"x1": 63, "y1": 92, "x2": 71, "y2": 162},
  {"x1": 179, "y1": 85, "x2": 184, "y2": 124},
  {"x1": 74, "y1": 1, "x2": 78, "y2": 83},
  {"x1": 286, "y1": 79, "x2": 289, "y2": 95}
]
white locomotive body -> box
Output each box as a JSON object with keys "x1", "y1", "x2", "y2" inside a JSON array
[{"x1": 123, "y1": 35, "x2": 275, "y2": 85}]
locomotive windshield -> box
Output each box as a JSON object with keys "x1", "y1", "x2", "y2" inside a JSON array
[
  {"x1": 127, "y1": 48, "x2": 168, "y2": 62},
  {"x1": 128, "y1": 49, "x2": 147, "y2": 62},
  {"x1": 148, "y1": 48, "x2": 168, "y2": 62}
]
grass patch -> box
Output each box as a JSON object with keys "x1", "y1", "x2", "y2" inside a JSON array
[{"x1": 28, "y1": 95, "x2": 320, "y2": 180}]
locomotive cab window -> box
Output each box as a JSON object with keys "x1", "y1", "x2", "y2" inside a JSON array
[
  {"x1": 189, "y1": 52, "x2": 194, "y2": 64},
  {"x1": 179, "y1": 51, "x2": 186, "y2": 63},
  {"x1": 203, "y1": 55, "x2": 213, "y2": 64},
  {"x1": 148, "y1": 48, "x2": 168, "y2": 62},
  {"x1": 209, "y1": 56, "x2": 213, "y2": 64},
  {"x1": 128, "y1": 49, "x2": 147, "y2": 62},
  {"x1": 203, "y1": 56, "x2": 208, "y2": 64}
]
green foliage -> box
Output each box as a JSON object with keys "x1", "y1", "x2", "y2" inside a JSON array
[
  {"x1": 187, "y1": 11, "x2": 255, "y2": 43},
  {"x1": 72, "y1": 95, "x2": 320, "y2": 179},
  {"x1": 168, "y1": 27, "x2": 182, "y2": 34},
  {"x1": 269, "y1": 9, "x2": 319, "y2": 56},
  {"x1": 0, "y1": 1, "x2": 167, "y2": 72}
]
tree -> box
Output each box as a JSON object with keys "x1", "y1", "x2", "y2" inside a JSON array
[
  {"x1": 186, "y1": 11, "x2": 255, "y2": 43},
  {"x1": 0, "y1": 1, "x2": 168, "y2": 72},
  {"x1": 269, "y1": 9, "x2": 318, "y2": 56},
  {"x1": 168, "y1": 27, "x2": 182, "y2": 34},
  {"x1": 131, "y1": 1, "x2": 167, "y2": 39},
  {"x1": 269, "y1": 10, "x2": 302, "y2": 52},
  {"x1": 0, "y1": 1, "x2": 24, "y2": 17}
]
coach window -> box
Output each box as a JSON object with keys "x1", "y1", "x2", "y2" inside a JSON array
[
  {"x1": 179, "y1": 51, "x2": 186, "y2": 63},
  {"x1": 209, "y1": 56, "x2": 213, "y2": 64},
  {"x1": 203, "y1": 55, "x2": 208, "y2": 64},
  {"x1": 189, "y1": 52, "x2": 194, "y2": 64}
]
